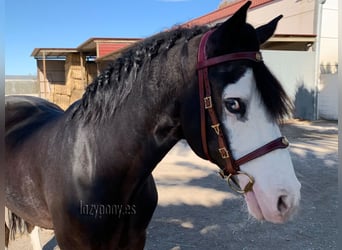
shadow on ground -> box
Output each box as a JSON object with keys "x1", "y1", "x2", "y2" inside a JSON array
[
  {"x1": 8, "y1": 121, "x2": 338, "y2": 250},
  {"x1": 145, "y1": 121, "x2": 338, "y2": 250}
]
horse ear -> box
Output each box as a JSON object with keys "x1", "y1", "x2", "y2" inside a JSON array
[
  {"x1": 215, "y1": 1, "x2": 251, "y2": 33},
  {"x1": 256, "y1": 15, "x2": 283, "y2": 45},
  {"x1": 208, "y1": 1, "x2": 252, "y2": 54}
]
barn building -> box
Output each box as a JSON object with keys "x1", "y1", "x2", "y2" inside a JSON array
[{"x1": 31, "y1": 38, "x2": 140, "y2": 109}]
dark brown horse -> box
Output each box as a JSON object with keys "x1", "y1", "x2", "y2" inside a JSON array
[{"x1": 5, "y1": 2, "x2": 300, "y2": 249}]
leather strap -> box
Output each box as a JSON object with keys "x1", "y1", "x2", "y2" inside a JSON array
[
  {"x1": 198, "y1": 30, "x2": 238, "y2": 175},
  {"x1": 197, "y1": 51, "x2": 263, "y2": 70},
  {"x1": 235, "y1": 137, "x2": 289, "y2": 166}
]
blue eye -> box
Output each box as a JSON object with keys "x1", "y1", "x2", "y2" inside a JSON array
[{"x1": 225, "y1": 98, "x2": 245, "y2": 115}]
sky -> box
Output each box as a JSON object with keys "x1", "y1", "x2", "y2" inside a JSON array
[{"x1": 5, "y1": 0, "x2": 220, "y2": 76}]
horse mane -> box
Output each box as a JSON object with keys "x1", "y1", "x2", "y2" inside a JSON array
[
  {"x1": 70, "y1": 23, "x2": 292, "y2": 123},
  {"x1": 70, "y1": 25, "x2": 209, "y2": 123},
  {"x1": 252, "y1": 62, "x2": 293, "y2": 121}
]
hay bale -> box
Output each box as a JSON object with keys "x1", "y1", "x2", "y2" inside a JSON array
[
  {"x1": 73, "y1": 79, "x2": 87, "y2": 90},
  {"x1": 46, "y1": 93, "x2": 54, "y2": 102},
  {"x1": 54, "y1": 84, "x2": 72, "y2": 96},
  {"x1": 65, "y1": 54, "x2": 81, "y2": 66},
  {"x1": 71, "y1": 67, "x2": 83, "y2": 80},
  {"x1": 53, "y1": 94, "x2": 70, "y2": 110},
  {"x1": 70, "y1": 89, "x2": 85, "y2": 103}
]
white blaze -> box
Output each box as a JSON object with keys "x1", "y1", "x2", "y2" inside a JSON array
[{"x1": 221, "y1": 69, "x2": 301, "y2": 223}]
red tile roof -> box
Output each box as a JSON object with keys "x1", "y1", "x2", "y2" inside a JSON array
[
  {"x1": 184, "y1": 0, "x2": 274, "y2": 27},
  {"x1": 98, "y1": 43, "x2": 133, "y2": 57}
]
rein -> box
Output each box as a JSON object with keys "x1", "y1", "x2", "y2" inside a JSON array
[{"x1": 197, "y1": 29, "x2": 289, "y2": 193}]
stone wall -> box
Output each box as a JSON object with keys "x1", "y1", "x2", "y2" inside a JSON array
[{"x1": 5, "y1": 75, "x2": 39, "y2": 96}]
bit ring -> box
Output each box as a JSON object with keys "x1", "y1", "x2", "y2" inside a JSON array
[{"x1": 227, "y1": 171, "x2": 255, "y2": 194}]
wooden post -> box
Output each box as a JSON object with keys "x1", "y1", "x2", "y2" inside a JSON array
[
  {"x1": 80, "y1": 52, "x2": 85, "y2": 86},
  {"x1": 42, "y1": 51, "x2": 47, "y2": 99},
  {"x1": 96, "y1": 43, "x2": 101, "y2": 75}
]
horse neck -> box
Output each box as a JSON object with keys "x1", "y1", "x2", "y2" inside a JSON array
[
  {"x1": 80, "y1": 51, "x2": 197, "y2": 177},
  {"x1": 64, "y1": 37, "x2": 201, "y2": 202}
]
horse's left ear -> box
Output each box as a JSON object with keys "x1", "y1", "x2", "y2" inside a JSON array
[
  {"x1": 256, "y1": 15, "x2": 283, "y2": 45},
  {"x1": 215, "y1": 1, "x2": 251, "y2": 35},
  {"x1": 207, "y1": 1, "x2": 252, "y2": 54}
]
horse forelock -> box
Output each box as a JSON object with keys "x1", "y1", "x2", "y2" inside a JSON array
[
  {"x1": 209, "y1": 60, "x2": 293, "y2": 123},
  {"x1": 252, "y1": 62, "x2": 293, "y2": 122},
  {"x1": 71, "y1": 26, "x2": 209, "y2": 123}
]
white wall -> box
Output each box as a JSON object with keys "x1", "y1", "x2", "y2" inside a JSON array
[
  {"x1": 248, "y1": 0, "x2": 315, "y2": 35},
  {"x1": 262, "y1": 50, "x2": 316, "y2": 120},
  {"x1": 318, "y1": 73, "x2": 338, "y2": 120},
  {"x1": 320, "y1": 0, "x2": 338, "y2": 71},
  {"x1": 317, "y1": 0, "x2": 338, "y2": 120},
  {"x1": 213, "y1": 0, "x2": 316, "y2": 35}
]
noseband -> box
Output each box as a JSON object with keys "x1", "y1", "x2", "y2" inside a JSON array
[{"x1": 197, "y1": 29, "x2": 289, "y2": 193}]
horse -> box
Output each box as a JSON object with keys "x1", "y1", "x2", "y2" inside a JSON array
[
  {"x1": 5, "y1": 207, "x2": 42, "y2": 250},
  {"x1": 5, "y1": 2, "x2": 301, "y2": 249}
]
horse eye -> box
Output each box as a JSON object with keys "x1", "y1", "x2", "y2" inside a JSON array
[{"x1": 225, "y1": 98, "x2": 244, "y2": 114}]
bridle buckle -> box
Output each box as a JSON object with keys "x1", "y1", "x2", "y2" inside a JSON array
[{"x1": 204, "y1": 96, "x2": 212, "y2": 109}]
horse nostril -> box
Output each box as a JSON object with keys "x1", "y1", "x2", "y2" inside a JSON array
[{"x1": 277, "y1": 195, "x2": 289, "y2": 213}]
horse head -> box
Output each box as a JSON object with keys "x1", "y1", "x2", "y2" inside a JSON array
[{"x1": 180, "y1": 1, "x2": 301, "y2": 224}]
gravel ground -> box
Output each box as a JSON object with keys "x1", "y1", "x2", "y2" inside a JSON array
[{"x1": 7, "y1": 120, "x2": 338, "y2": 250}]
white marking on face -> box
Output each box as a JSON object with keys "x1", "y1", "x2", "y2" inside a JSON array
[{"x1": 221, "y1": 69, "x2": 301, "y2": 223}]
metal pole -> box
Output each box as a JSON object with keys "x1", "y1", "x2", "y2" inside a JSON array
[{"x1": 313, "y1": 0, "x2": 326, "y2": 120}]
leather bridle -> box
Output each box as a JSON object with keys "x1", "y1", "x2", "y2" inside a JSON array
[{"x1": 197, "y1": 29, "x2": 290, "y2": 193}]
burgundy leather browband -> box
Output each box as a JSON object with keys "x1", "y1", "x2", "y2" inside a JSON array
[
  {"x1": 197, "y1": 51, "x2": 263, "y2": 70},
  {"x1": 197, "y1": 29, "x2": 289, "y2": 177}
]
